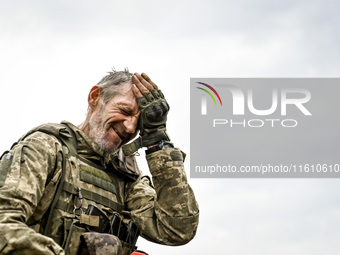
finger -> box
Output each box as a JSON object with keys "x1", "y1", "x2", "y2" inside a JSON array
[
  {"x1": 132, "y1": 74, "x2": 148, "y2": 94},
  {"x1": 132, "y1": 83, "x2": 143, "y2": 98},
  {"x1": 135, "y1": 72, "x2": 154, "y2": 91},
  {"x1": 141, "y1": 73, "x2": 158, "y2": 90}
]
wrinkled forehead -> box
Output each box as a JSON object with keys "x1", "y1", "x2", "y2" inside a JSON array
[
  {"x1": 106, "y1": 83, "x2": 139, "y2": 112},
  {"x1": 117, "y1": 82, "x2": 138, "y2": 101},
  {"x1": 117, "y1": 82, "x2": 134, "y2": 95}
]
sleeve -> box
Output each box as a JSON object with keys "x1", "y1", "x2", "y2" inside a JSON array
[
  {"x1": 125, "y1": 148, "x2": 199, "y2": 245},
  {"x1": 0, "y1": 132, "x2": 64, "y2": 255}
]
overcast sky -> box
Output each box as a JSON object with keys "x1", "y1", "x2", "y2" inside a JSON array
[{"x1": 1, "y1": 0, "x2": 340, "y2": 254}]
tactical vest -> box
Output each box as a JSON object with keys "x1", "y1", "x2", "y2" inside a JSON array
[{"x1": 19, "y1": 123, "x2": 139, "y2": 255}]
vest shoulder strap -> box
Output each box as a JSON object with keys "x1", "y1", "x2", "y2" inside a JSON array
[
  {"x1": 19, "y1": 123, "x2": 78, "y2": 236},
  {"x1": 19, "y1": 123, "x2": 77, "y2": 155}
]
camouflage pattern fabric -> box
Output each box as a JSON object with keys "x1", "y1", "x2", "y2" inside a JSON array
[
  {"x1": 0, "y1": 121, "x2": 199, "y2": 254},
  {"x1": 0, "y1": 128, "x2": 65, "y2": 254},
  {"x1": 77, "y1": 233, "x2": 122, "y2": 255},
  {"x1": 126, "y1": 148, "x2": 199, "y2": 245}
]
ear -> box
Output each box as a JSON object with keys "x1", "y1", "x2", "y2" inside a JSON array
[{"x1": 88, "y1": 85, "x2": 101, "y2": 110}]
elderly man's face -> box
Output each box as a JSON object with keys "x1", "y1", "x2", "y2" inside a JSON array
[{"x1": 88, "y1": 82, "x2": 140, "y2": 154}]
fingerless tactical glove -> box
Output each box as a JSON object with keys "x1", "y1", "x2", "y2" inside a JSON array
[{"x1": 122, "y1": 89, "x2": 170, "y2": 156}]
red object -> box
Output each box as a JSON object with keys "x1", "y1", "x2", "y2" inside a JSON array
[{"x1": 131, "y1": 251, "x2": 148, "y2": 255}]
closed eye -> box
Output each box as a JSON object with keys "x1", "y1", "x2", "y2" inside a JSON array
[
  {"x1": 117, "y1": 105, "x2": 133, "y2": 115},
  {"x1": 121, "y1": 108, "x2": 132, "y2": 115}
]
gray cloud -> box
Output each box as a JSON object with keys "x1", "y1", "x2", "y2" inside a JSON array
[{"x1": 1, "y1": 0, "x2": 340, "y2": 254}]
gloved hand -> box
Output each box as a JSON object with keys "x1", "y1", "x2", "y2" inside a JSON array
[{"x1": 122, "y1": 73, "x2": 171, "y2": 156}]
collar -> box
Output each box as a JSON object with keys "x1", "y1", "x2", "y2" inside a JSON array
[
  {"x1": 61, "y1": 121, "x2": 111, "y2": 165},
  {"x1": 61, "y1": 121, "x2": 140, "y2": 180}
]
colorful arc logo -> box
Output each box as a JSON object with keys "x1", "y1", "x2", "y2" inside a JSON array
[
  {"x1": 196, "y1": 82, "x2": 223, "y2": 115},
  {"x1": 196, "y1": 82, "x2": 223, "y2": 106}
]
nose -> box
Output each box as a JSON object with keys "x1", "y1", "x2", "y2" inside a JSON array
[{"x1": 124, "y1": 115, "x2": 138, "y2": 134}]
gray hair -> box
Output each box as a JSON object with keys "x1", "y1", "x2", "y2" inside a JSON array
[{"x1": 97, "y1": 68, "x2": 133, "y2": 104}]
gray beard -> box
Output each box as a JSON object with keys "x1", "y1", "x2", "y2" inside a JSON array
[{"x1": 88, "y1": 113, "x2": 119, "y2": 158}]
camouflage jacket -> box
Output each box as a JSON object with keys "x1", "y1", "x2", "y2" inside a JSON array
[{"x1": 0, "y1": 121, "x2": 199, "y2": 254}]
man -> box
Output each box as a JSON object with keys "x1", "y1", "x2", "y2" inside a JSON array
[{"x1": 0, "y1": 70, "x2": 199, "y2": 255}]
